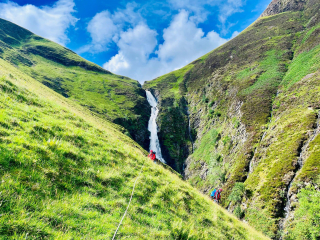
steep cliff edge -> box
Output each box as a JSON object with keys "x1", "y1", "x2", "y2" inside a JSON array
[{"x1": 144, "y1": 0, "x2": 320, "y2": 238}]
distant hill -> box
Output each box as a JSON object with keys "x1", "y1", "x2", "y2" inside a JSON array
[
  {"x1": 0, "y1": 18, "x2": 150, "y2": 149},
  {"x1": 144, "y1": 0, "x2": 320, "y2": 238}
]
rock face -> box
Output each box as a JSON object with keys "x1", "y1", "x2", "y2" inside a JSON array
[
  {"x1": 144, "y1": 1, "x2": 320, "y2": 238},
  {"x1": 146, "y1": 88, "x2": 191, "y2": 171},
  {"x1": 260, "y1": 0, "x2": 306, "y2": 17}
]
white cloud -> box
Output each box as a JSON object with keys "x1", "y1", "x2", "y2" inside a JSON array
[
  {"x1": 104, "y1": 24, "x2": 158, "y2": 74},
  {"x1": 84, "y1": 1, "x2": 245, "y2": 82},
  {"x1": 168, "y1": 0, "x2": 213, "y2": 22},
  {"x1": 169, "y1": 0, "x2": 246, "y2": 33},
  {"x1": 0, "y1": 0, "x2": 77, "y2": 46},
  {"x1": 81, "y1": 3, "x2": 143, "y2": 53},
  {"x1": 157, "y1": 10, "x2": 227, "y2": 66},
  {"x1": 103, "y1": 10, "x2": 232, "y2": 82},
  {"x1": 85, "y1": 11, "x2": 117, "y2": 52},
  {"x1": 218, "y1": 0, "x2": 245, "y2": 34},
  {"x1": 231, "y1": 30, "x2": 240, "y2": 38},
  {"x1": 111, "y1": 2, "x2": 143, "y2": 26}
]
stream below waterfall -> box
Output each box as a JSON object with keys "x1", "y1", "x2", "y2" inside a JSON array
[{"x1": 146, "y1": 90, "x2": 166, "y2": 164}]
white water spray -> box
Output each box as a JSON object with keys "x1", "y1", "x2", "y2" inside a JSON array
[{"x1": 146, "y1": 90, "x2": 166, "y2": 163}]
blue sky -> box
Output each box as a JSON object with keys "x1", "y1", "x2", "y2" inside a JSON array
[{"x1": 0, "y1": 0, "x2": 271, "y2": 82}]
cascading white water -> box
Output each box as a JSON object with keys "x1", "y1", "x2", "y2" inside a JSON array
[
  {"x1": 146, "y1": 90, "x2": 166, "y2": 163},
  {"x1": 186, "y1": 108, "x2": 194, "y2": 153}
]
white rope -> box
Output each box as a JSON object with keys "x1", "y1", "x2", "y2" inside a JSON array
[{"x1": 112, "y1": 163, "x2": 145, "y2": 240}]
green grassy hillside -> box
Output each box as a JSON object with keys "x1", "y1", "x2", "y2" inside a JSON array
[
  {"x1": 0, "y1": 18, "x2": 150, "y2": 149},
  {"x1": 0, "y1": 58, "x2": 268, "y2": 239},
  {"x1": 144, "y1": 0, "x2": 320, "y2": 238}
]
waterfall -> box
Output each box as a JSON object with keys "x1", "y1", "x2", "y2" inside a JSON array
[
  {"x1": 146, "y1": 90, "x2": 166, "y2": 164},
  {"x1": 186, "y1": 108, "x2": 194, "y2": 153}
]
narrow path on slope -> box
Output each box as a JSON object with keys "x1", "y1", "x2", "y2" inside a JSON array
[{"x1": 112, "y1": 163, "x2": 145, "y2": 240}]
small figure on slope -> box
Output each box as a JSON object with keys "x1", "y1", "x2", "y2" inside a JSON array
[
  {"x1": 148, "y1": 150, "x2": 156, "y2": 163},
  {"x1": 210, "y1": 188, "x2": 223, "y2": 204}
]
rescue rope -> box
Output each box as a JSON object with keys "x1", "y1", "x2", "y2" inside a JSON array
[{"x1": 112, "y1": 163, "x2": 145, "y2": 240}]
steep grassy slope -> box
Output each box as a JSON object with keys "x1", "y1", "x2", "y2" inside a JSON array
[
  {"x1": 144, "y1": 0, "x2": 320, "y2": 238},
  {"x1": 0, "y1": 18, "x2": 150, "y2": 149},
  {"x1": 0, "y1": 59, "x2": 268, "y2": 239}
]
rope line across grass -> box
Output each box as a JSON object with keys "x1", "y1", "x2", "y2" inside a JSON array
[{"x1": 112, "y1": 162, "x2": 145, "y2": 240}]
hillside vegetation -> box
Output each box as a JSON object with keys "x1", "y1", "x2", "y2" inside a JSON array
[
  {"x1": 0, "y1": 57, "x2": 268, "y2": 239},
  {"x1": 0, "y1": 18, "x2": 150, "y2": 149},
  {"x1": 144, "y1": 0, "x2": 320, "y2": 238}
]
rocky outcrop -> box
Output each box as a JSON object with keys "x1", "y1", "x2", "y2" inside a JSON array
[{"x1": 260, "y1": 0, "x2": 306, "y2": 17}]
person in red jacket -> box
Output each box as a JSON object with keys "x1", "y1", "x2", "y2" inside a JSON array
[
  {"x1": 214, "y1": 188, "x2": 223, "y2": 203},
  {"x1": 148, "y1": 150, "x2": 156, "y2": 162}
]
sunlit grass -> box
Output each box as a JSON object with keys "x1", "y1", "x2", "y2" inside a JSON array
[{"x1": 0, "y1": 59, "x2": 268, "y2": 239}]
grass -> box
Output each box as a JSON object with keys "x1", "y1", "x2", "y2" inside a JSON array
[
  {"x1": 296, "y1": 134, "x2": 320, "y2": 182},
  {"x1": 281, "y1": 44, "x2": 320, "y2": 88},
  {"x1": 193, "y1": 128, "x2": 220, "y2": 163},
  {"x1": 144, "y1": 64, "x2": 194, "y2": 100},
  {"x1": 0, "y1": 57, "x2": 269, "y2": 239},
  {"x1": 0, "y1": 18, "x2": 150, "y2": 149},
  {"x1": 1, "y1": 4, "x2": 320, "y2": 239},
  {"x1": 285, "y1": 184, "x2": 320, "y2": 240},
  {"x1": 301, "y1": 23, "x2": 320, "y2": 44},
  {"x1": 244, "y1": 46, "x2": 320, "y2": 238},
  {"x1": 240, "y1": 50, "x2": 285, "y2": 95}
]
